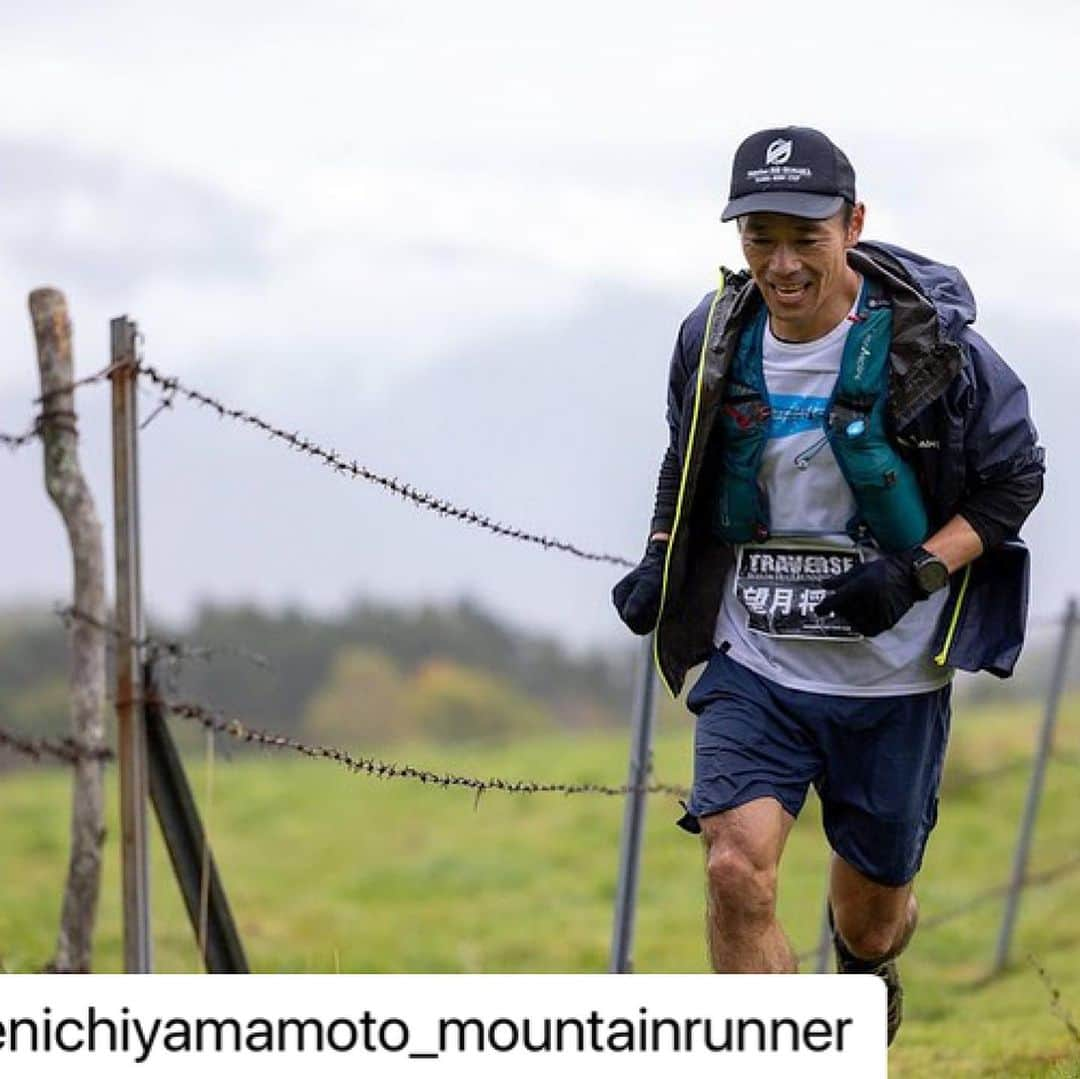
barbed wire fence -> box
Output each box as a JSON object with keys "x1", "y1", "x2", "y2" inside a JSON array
[
  {"x1": 54, "y1": 605, "x2": 273, "y2": 673},
  {"x1": 5, "y1": 329, "x2": 1078, "y2": 982},
  {"x1": 6, "y1": 658, "x2": 1078, "y2": 967}
]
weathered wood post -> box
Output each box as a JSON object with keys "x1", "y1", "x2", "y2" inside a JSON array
[{"x1": 28, "y1": 287, "x2": 107, "y2": 973}]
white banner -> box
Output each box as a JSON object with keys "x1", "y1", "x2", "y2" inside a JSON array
[{"x1": 0, "y1": 974, "x2": 885, "y2": 1078}]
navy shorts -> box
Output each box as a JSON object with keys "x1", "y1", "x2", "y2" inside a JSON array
[{"x1": 678, "y1": 648, "x2": 951, "y2": 887}]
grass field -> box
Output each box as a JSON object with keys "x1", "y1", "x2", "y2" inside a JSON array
[{"x1": 2, "y1": 694, "x2": 1080, "y2": 1076}]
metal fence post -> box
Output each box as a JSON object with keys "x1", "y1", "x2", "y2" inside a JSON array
[
  {"x1": 992, "y1": 597, "x2": 1077, "y2": 974},
  {"x1": 814, "y1": 871, "x2": 833, "y2": 973},
  {"x1": 609, "y1": 634, "x2": 658, "y2": 973},
  {"x1": 111, "y1": 316, "x2": 152, "y2": 972},
  {"x1": 143, "y1": 662, "x2": 249, "y2": 973}
]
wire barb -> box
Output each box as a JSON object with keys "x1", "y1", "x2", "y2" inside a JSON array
[
  {"x1": 57, "y1": 605, "x2": 272, "y2": 672},
  {"x1": 33, "y1": 359, "x2": 129, "y2": 404},
  {"x1": 0, "y1": 724, "x2": 113, "y2": 765},
  {"x1": 0, "y1": 424, "x2": 41, "y2": 450},
  {"x1": 1029, "y1": 954, "x2": 1080, "y2": 1045},
  {"x1": 3, "y1": 359, "x2": 122, "y2": 450}
]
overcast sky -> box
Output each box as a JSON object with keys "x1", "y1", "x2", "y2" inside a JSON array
[{"x1": 1, "y1": 1, "x2": 1076, "y2": 650}]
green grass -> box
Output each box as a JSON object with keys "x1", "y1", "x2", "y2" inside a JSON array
[{"x1": 2, "y1": 694, "x2": 1080, "y2": 1075}]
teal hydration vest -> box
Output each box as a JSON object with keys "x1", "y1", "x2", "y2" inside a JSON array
[{"x1": 712, "y1": 280, "x2": 929, "y2": 553}]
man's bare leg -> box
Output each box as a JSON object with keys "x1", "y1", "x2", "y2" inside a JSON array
[
  {"x1": 829, "y1": 854, "x2": 918, "y2": 961},
  {"x1": 700, "y1": 796, "x2": 798, "y2": 972}
]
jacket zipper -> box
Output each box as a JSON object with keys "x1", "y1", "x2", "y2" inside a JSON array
[
  {"x1": 654, "y1": 272, "x2": 727, "y2": 697},
  {"x1": 933, "y1": 563, "x2": 972, "y2": 667}
]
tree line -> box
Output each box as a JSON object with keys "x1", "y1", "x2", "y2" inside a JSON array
[{"x1": 0, "y1": 598, "x2": 638, "y2": 759}]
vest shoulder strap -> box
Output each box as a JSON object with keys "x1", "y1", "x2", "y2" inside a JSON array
[{"x1": 834, "y1": 278, "x2": 892, "y2": 406}]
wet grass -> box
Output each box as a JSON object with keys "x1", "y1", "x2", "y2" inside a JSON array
[{"x1": 2, "y1": 692, "x2": 1079, "y2": 1074}]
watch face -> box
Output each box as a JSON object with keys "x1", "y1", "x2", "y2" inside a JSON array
[{"x1": 916, "y1": 557, "x2": 950, "y2": 594}]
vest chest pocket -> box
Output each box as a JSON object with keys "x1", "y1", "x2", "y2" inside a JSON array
[
  {"x1": 712, "y1": 393, "x2": 771, "y2": 543},
  {"x1": 831, "y1": 424, "x2": 897, "y2": 488},
  {"x1": 829, "y1": 408, "x2": 929, "y2": 551}
]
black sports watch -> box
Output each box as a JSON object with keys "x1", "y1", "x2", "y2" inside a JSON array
[{"x1": 911, "y1": 546, "x2": 950, "y2": 598}]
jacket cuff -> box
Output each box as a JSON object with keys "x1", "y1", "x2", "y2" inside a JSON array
[
  {"x1": 955, "y1": 510, "x2": 1006, "y2": 555},
  {"x1": 955, "y1": 468, "x2": 1044, "y2": 552}
]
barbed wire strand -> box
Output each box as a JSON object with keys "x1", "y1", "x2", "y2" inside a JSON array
[
  {"x1": 57, "y1": 605, "x2": 271, "y2": 672},
  {"x1": 0, "y1": 724, "x2": 113, "y2": 765},
  {"x1": 135, "y1": 363, "x2": 635, "y2": 569},
  {"x1": 1028, "y1": 954, "x2": 1080, "y2": 1046},
  {"x1": 2, "y1": 360, "x2": 124, "y2": 451},
  {"x1": 921, "y1": 854, "x2": 1080, "y2": 933},
  {"x1": 158, "y1": 694, "x2": 689, "y2": 799},
  {"x1": 1, "y1": 409, "x2": 79, "y2": 449},
  {"x1": 34, "y1": 360, "x2": 127, "y2": 404},
  {"x1": 33, "y1": 612, "x2": 1080, "y2": 796},
  {"x1": 1, "y1": 423, "x2": 42, "y2": 450}
]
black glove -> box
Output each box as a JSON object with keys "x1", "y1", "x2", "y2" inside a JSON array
[
  {"x1": 814, "y1": 548, "x2": 921, "y2": 638},
  {"x1": 612, "y1": 539, "x2": 668, "y2": 635}
]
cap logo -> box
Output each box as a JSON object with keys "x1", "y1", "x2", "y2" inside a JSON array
[{"x1": 765, "y1": 139, "x2": 793, "y2": 166}]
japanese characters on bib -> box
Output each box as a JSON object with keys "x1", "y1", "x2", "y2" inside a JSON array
[
  {"x1": 734, "y1": 542, "x2": 863, "y2": 640},
  {"x1": 714, "y1": 283, "x2": 951, "y2": 698}
]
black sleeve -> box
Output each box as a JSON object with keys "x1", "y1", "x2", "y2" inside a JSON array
[
  {"x1": 649, "y1": 317, "x2": 697, "y2": 537},
  {"x1": 957, "y1": 470, "x2": 1043, "y2": 551}
]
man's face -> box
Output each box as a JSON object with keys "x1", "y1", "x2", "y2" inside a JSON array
[{"x1": 738, "y1": 205, "x2": 864, "y2": 340}]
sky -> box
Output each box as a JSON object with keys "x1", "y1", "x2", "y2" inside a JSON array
[{"x1": 1, "y1": 0, "x2": 1076, "y2": 650}]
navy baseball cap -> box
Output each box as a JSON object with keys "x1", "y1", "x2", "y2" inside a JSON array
[{"x1": 721, "y1": 126, "x2": 856, "y2": 222}]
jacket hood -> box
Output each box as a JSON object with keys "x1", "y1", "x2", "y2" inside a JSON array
[{"x1": 856, "y1": 240, "x2": 977, "y2": 341}]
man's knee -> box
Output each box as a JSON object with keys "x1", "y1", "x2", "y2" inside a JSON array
[
  {"x1": 834, "y1": 888, "x2": 918, "y2": 962},
  {"x1": 837, "y1": 919, "x2": 903, "y2": 961},
  {"x1": 703, "y1": 829, "x2": 780, "y2": 923}
]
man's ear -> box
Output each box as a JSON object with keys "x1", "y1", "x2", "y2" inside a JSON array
[{"x1": 846, "y1": 202, "x2": 866, "y2": 247}]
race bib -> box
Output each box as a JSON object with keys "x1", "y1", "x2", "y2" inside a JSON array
[{"x1": 735, "y1": 544, "x2": 864, "y2": 640}]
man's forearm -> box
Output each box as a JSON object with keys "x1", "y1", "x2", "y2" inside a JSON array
[
  {"x1": 922, "y1": 515, "x2": 984, "y2": 574},
  {"x1": 954, "y1": 468, "x2": 1043, "y2": 553}
]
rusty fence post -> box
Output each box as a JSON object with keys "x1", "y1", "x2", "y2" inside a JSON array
[{"x1": 111, "y1": 316, "x2": 152, "y2": 972}]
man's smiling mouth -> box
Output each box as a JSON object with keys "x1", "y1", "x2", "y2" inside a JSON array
[{"x1": 770, "y1": 282, "x2": 811, "y2": 302}]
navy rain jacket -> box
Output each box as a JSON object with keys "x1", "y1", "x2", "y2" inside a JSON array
[{"x1": 649, "y1": 240, "x2": 1045, "y2": 697}]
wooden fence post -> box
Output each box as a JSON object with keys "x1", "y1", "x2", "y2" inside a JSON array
[{"x1": 29, "y1": 287, "x2": 107, "y2": 973}]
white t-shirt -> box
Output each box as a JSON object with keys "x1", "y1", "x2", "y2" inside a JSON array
[{"x1": 713, "y1": 290, "x2": 951, "y2": 697}]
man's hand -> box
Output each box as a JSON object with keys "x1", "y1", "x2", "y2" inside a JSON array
[
  {"x1": 612, "y1": 539, "x2": 668, "y2": 635},
  {"x1": 815, "y1": 549, "x2": 921, "y2": 638}
]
